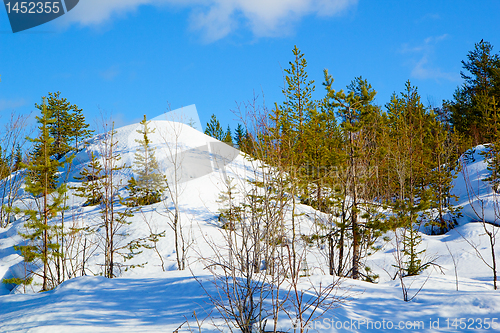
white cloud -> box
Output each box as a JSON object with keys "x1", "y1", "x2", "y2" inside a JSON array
[
  {"x1": 63, "y1": 0, "x2": 156, "y2": 25},
  {"x1": 61, "y1": 0, "x2": 357, "y2": 41},
  {"x1": 411, "y1": 55, "x2": 458, "y2": 82},
  {"x1": 401, "y1": 34, "x2": 460, "y2": 82}
]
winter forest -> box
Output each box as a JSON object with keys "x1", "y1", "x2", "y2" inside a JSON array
[{"x1": 1, "y1": 41, "x2": 500, "y2": 332}]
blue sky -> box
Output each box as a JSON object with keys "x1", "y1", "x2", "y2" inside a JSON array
[{"x1": 0, "y1": 0, "x2": 499, "y2": 134}]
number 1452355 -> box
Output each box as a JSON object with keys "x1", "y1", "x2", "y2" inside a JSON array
[{"x1": 5, "y1": 2, "x2": 61, "y2": 14}]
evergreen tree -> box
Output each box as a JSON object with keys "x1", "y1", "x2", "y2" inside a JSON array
[
  {"x1": 128, "y1": 115, "x2": 167, "y2": 206},
  {"x1": 35, "y1": 92, "x2": 71, "y2": 160},
  {"x1": 402, "y1": 223, "x2": 427, "y2": 276},
  {"x1": 385, "y1": 82, "x2": 434, "y2": 277},
  {"x1": 324, "y1": 73, "x2": 381, "y2": 280},
  {"x1": 13, "y1": 144, "x2": 22, "y2": 172},
  {"x1": 242, "y1": 132, "x2": 255, "y2": 156},
  {"x1": 272, "y1": 45, "x2": 316, "y2": 279},
  {"x1": 386, "y1": 82, "x2": 432, "y2": 207},
  {"x1": 12, "y1": 99, "x2": 67, "y2": 291},
  {"x1": 223, "y1": 125, "x2": 234, "y2": 146},
  {"x1": 391, "y1": 205, "x2": 429, "y2": 277},
  {"x1": 234, "y1": 124, "x2": 246, "y2": 149},
  {"x1": 302, "y1": 97, "x2": 342, "y2": 210},
  {"x1": 28, "y1": 146, "x2": 58, "y2": 190},
  {"x1": 70, "y1": 106, "x2": 93, "y2": 151},
  {"x1": 35, "y1": 92, "x2": 92, "y2": 160},
  {"x1": 205, "y1": 114, "x2": 224, "y2": 141},
  {"x1": 217, "y1": 177, "x2": 241, "y2": 231},
  {"x1": 427, "y1": 112, "x2": 462, "y2": 234},
  {"x1": 303, "y1": 97, "x2": 346, "y2": 276},
  {"x1": 283, "y1": 45, "x2": 315, "y2": 142},
  {"x1": 446, "y1": 40, "x2": 500, "y2": 146},
  {"x1": 272, "y1": 45, "x2": 316, "y2": 169}
]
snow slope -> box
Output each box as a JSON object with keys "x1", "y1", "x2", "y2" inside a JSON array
[
  {"x1": 1, "y1": 118, "x2": 500, "y2": 332},
  {"x1": 451, "y1": 145, "x2": 500, "y2": 225}
]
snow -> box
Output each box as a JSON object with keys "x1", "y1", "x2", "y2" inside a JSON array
[
  {"x1": 0, "y1": 274, "x2": 216, "y2": 333},
  {"x1": 1, "y1": 113, "x2": 500, "y2": 332},
  {"x1": 451, "y1": 145, "x2": 500, "y2": 225}
]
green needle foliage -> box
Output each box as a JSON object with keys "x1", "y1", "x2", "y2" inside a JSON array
[
  {"x1": 223, "y1": 125, "x2": 234, "y2": 146},
  {"x1": 446, "y1": 40, "x2": 500, "y2": 147},
  {"x1": 6, "y1": 98, "x2": 69, "y2": 291},
  {"x1": 205, "y1": 114, "x2": 225, "y2": 141},
  {"x1": 128, "y1": 115, "x2": 167, "y2": 206},
  {"x1": 35, "y1": 92, "x2": 93, "y2": 160}
]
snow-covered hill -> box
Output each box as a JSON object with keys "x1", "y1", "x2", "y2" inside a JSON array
[
  {"x1": 0, "y1": 116, "x2": 248, "y2": 287},
  {"x1": 1, "y1": 116, "x2": 500, "y2": 332}
]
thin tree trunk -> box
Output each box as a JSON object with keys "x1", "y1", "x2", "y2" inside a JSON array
[
  {"x1": 328, "y1": 233, "x2": 334, "y2": 276},
  {"x1": 488, "y1": 232, "x2": 497, "y2": 290},
  {"x1": 43, "y1": 173, "x2": 48, "y2": 291},
  {"x1": 349, "y1": 124, "x2": 360, "y2": 280},
  {"x1": 82, "y1": 238, "x2": 87, "y2": 276}
]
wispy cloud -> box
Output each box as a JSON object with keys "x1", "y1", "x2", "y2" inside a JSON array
[
  {"x1": 100, "y1": 65, "x2": 121, "y2": 81},
  {"x1": 416, "y1": 13, "x2": 440, "y2": 23},
  {"x1": 62, "y1": 0, "x2": 358, "y2": 42},
  {"x1": 0, "y1": 98, "x2": 28, "y2": 112},
  {"x1": 411, "y1": 55, "x2": 458, "y2": 81},
  {"x1": 401, "y1": 34, "x2": 460, "y2": 82}
]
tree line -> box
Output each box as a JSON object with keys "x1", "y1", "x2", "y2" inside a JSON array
[
  {"x1": 197, "y1": 41, "x2": 500, "y2": 330},
  {"x1": 206, "y1": 40, "x2": 500, "y2": 284}
]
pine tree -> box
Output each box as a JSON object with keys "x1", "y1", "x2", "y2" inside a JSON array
[
  {"x1": 273, "y1": 45, "x2": 316, "y2": 169},
  {"x1": 35, "y1": 92, "x2": 71, "y2": 160},
  {"x1": 70, "y1": 106, "x2": 93, "y2": 151},
  {"x1": 74, "y1": 124, "x2": 157, "y2": 278},
  {"x1": 302, "y1": 97, "x2": 342, "y2": 210},
  {"x1": 223, "y1": 125, "x2": 234, "y2": 146},
  {"x1": 234, "y1": 124, "x2": 246, "y2": 149},
  {"x1": 205, "y1": 114, "x2": 224, "y2": 141},
  {"x1": 426, "y1": 112, "x2": 461, "y2": 234},
  {"x1": 483, "y1": 98, "x2": 500, "y2": 187},
  {"x1": 217, "y1": 177, "x2": 241, "y2": 231},
  {"x1": 385, "y1": 82, "x2": 434, "y2": 277},
  {"x1": 446, "y1": 40, "x2": 500, "y2": 145},
  {"x1": 324, "y1": 73, "x2": 381, "y2": 280},
  {"x1": 128, "y1": 115, "x2": 167, "y2": 206},
  {"x1": 283, "y1": 45, "x2": 315, "y2": 145},
  {"x1": 266, "y1": 45, "x2": 316, "y2": 279},
  {"x1": 35, "y1": 92, "x2": 92, "y2": 160},
  {"x1": 13, "y1": 144, "x2": 22, "y2": 172},
  {"x1": 402, "y1": 223, "x2": 427, "y2": 276},
  {"x1": 13, "y1": 99, "x2": 68, "y2": 291},
  {"x1": 303, "y1": 97, "x2": 346, "y2": 276}
]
